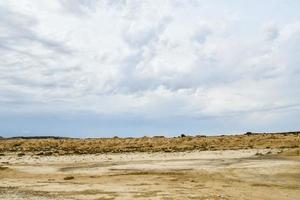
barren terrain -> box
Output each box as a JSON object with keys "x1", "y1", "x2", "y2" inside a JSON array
[{"x1": 0, "y1": 133, "x2": 299, "y2": 199}]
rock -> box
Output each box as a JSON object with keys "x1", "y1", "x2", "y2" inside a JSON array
[
  {"x1": 64, "y1": 176, "x2": 74, "y2": 180},
  {"x1": 0, "y1": 166, "x2": 9, "y2": 170},
  {"x1": 43, "y1": 152, "x2": 53, "y2": 156},
  {"x1": 17, "y1": 152, "x2": 25, "y2": 157},
  {"x1": 36, "y1": 152, "x2": 44, "y2": 156}
]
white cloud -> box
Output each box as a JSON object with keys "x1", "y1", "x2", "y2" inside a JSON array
[{"x1": 0, "y1": 0, "x2": 300, "y2": 134}]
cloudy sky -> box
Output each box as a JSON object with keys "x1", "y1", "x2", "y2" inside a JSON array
[{"x1": 1, "y1": 0, "x2": 300, "y2": 137}]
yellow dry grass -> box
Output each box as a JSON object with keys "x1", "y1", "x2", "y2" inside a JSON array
[{"x1": 0, "y1": 132, "x2": 299, "y2": 154}]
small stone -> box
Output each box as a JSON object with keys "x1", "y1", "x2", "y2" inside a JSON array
[
  {"x1": 64, "y1": 176, "x2": 74, "y2": 180},
  {"x1": 17, "y1": 152, "x2": 25, "y2": 157}
]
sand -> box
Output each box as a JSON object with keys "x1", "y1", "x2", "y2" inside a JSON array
[{"x1": 0, "y1": 148, "x2": 299, "y2": 200}]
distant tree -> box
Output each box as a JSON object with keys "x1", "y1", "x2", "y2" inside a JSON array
[
  {"x1": 153, "y1": 136, "x2": 165, "y2": 138},
  {"x1": 195, "y1": 135, "x2": 206, "y2": 138}
]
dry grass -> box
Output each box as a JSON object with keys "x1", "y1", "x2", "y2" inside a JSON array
[
  {"x1": 278, "y1": 148, "x2": 300, "y2": 156},
  {"x1": 0, "y1": 132, "x2": 299, "y2": 154}
]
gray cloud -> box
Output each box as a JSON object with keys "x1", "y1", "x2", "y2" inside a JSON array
[
  {"x1": 0, "y1": 0, "x2": 300, "y2": 136},
  {"x1": 263, "y1": 23, "x2": 279, "y2": 41},
  {"x1": 59, "y1": 0, "x2": 98, "y2": 16},
  {"x1": 0, "y1": 6, "x2": 71, "y2": 55}
]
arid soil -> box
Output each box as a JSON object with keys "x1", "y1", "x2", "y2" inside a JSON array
[
  {"x1": 0, "y1": 133, "x2": 299, "y2": 199},
  {"x1": 0, "y1": 148, "x2": 300, "y2": 200}
]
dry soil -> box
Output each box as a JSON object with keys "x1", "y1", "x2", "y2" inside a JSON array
[{"x1": 0, "y1": 148, "x2": 299, "y2": 200}]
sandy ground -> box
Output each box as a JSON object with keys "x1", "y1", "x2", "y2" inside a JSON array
[{"x1": 0, "y1": 149, "x2": 299, "y2": 200}]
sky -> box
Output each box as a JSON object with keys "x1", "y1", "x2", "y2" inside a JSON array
[{"x1": 0, "y1": 0, "x2": 300, "y2": 138}]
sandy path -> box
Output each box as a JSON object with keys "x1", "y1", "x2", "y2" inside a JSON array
[{"x1": 0, "y1": 149, "x2": 299, "y2": 200}]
